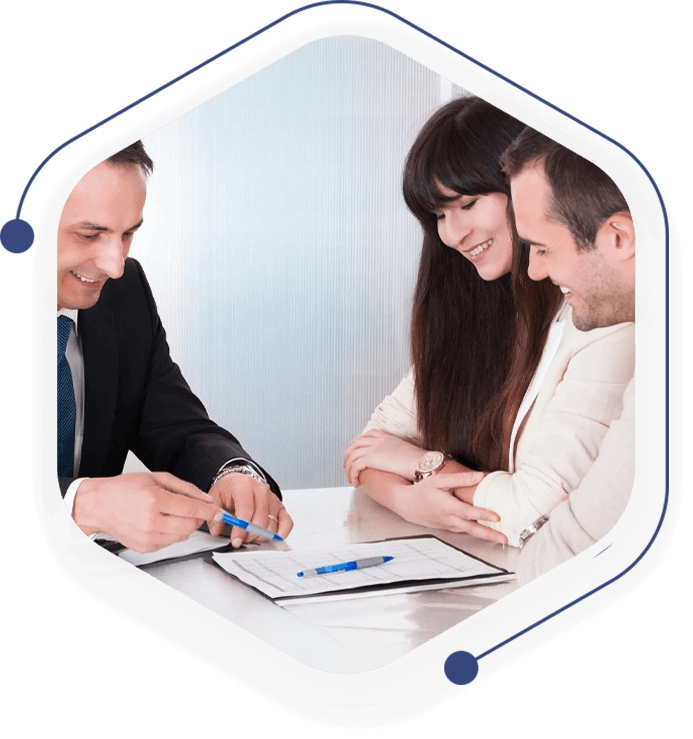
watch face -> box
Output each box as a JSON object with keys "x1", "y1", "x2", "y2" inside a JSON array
[{"x1": 419, "y1": 451, "x2": 444, "y2": 474}]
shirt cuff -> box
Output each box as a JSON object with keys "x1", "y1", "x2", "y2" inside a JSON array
[
  {"x1": 64, "y1": 478, "x2": 102, "y2": 541},
  {"x1": 64, "y1": 478, "x2": 85, "y2": 518}
]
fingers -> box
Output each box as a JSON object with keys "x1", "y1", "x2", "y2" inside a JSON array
[
  {"x1": 207, "y1": 517, "x2": 224, "y2": 538},
  {"x1": 343, "y1": 437, "x2": 373, "y2": 472},
  {"x1": 453, "y1": 501, "x2": 500, "y2": 523},
  {"x1": 435, "y1": 471, "x2": 485, "y2": 489},
  {"x1": 275, "y1": 505, "x2": 294, "y2": 540},
  {"x1": 229, "y1": 479, "x2": 270, "y2": 546},
  {"x1": 129, "y1": 498, "x2": 206, "y2": 551},
  {"x1": 442, "y1": 491, "x2": 501, "y2": 523},
  {"x1": 344, "y1": 448, "x2": 370, "y2": 486},
  {"x1": 344, "y1": 445, "x2": 371, "y2": 485},
  {"x1": 154, "y1": 485, "x2": 220, "y2": 523},
  {"x1": 350, "y1": 457, "x2": 370, "y2": 487},
  {"x1": 211, "y1": 473, "x2": 283, "y2": 548},
  {"x1": 442, "y1": 495, "x2": 505, "y2": 543},
  {"x1": 449, "y1": 518, "x2": 508, "y2": 545},
  {"x1": 150, "y1": 472, "x2": 213, "y2": 501},
  {"x1": 342, "y1": 431, "x2": 383, "y2": 465}
]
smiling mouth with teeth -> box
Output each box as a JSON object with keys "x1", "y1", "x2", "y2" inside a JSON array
[
  {"x1": 71, "y1": 271, "x2": 98, "y2": 284},
  {"x1": 466, "y1": 238, "x2": 494, "y2": 258}
]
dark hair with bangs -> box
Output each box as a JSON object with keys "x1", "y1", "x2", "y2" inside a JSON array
[
  {"x1": 404, "y1": 96, "x2": 562, "y2": 471},
  {"x1": 404, "y1": 97, "x2": 519, "y2": 219}
]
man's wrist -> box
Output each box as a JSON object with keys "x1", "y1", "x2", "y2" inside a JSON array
[
  {"x1": 519, "y1": 514, "x2": 550, "y2": 550},
  {"x1": 210, "y1": 461, "x2": 267, "y2": 490},
  {"x1": 64, "y1": 477, "x2": 87, "y2": 519},
  {"x1": 71, "y1": 477, "x2": 103, "y2": 535}
]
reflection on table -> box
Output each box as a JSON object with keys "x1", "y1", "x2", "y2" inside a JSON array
[{"x1": 143, "y1": 486, "x2": 519, "y2": 673}]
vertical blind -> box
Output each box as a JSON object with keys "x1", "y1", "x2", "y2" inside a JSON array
[{"x1": 135, "y1": 36, "x2": 468, "y2": 488}]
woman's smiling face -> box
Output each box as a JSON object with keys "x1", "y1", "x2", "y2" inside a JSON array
[{"x1": 434, "y1": 186, "x2": 513, "y2": 281}]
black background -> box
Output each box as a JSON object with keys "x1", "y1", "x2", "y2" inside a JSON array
[{"x1": 17, "y1": 3, "x2": 689, "y2": 734}]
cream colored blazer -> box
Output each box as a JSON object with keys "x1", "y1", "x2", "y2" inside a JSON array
[{"x1": 364, "y1": 305, "x2": 635, "y2": 547}]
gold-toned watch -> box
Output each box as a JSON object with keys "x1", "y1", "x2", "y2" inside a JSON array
[{"x1": 413, "y1": 451, "x2": 448, "y2": 482}]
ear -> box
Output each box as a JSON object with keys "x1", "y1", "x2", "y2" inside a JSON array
[{"x1": 598, "y1": 211, "x2": 635, "y2": 262}]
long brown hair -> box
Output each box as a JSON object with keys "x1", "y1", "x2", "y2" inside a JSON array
[
  {"x1": 471, "y1": 212, "x2": 563, "y2": 470},
  {"x1": 404, "y1": 97, "x2": 562, "y2": 471}
]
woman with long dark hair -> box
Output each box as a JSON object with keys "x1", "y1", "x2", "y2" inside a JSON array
[{"x1": 343, "y1": 96, "x2": 634, "y2": 547}]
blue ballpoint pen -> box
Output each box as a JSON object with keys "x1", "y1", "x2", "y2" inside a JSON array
[
  {"x1": 297, "y1": 556, "x2": 393, "y2": 577},
  {"x1": 219, "y1": 511, "x2": 283, "y2": 542}
]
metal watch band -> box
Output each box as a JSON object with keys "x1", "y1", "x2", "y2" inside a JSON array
[
  {"x1": 519, "y1": 514, "x2": 550, "y2": 549},
  {"x1": 413, "y1": 451, "x2": 448, "y2": 483},
  {"x1": 211, "y1": 463, "x2": 267, "y2": 489}
]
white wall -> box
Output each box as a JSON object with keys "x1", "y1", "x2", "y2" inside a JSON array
[{"x1": 131, "y1": 36, "x2": 466, "y2": 488}]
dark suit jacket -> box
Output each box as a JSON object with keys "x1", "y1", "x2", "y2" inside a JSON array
[{"x1": 58, "y1": 258, "x2": 280, "y2": 499}]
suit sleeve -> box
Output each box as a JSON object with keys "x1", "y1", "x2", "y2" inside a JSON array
[
  {"x1": 473, "y1": 322, "x2": 634, "y2": 546},
  {"x1": 517, "y1": 379, "x2": 635, "y2": 583},
  {"x1": 127, "y1": 260, "x2": 281, "y2": 498}
]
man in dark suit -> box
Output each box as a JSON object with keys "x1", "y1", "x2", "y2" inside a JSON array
[{"x1": 57, "y1": 141, "x2": 292, "y2": 553}]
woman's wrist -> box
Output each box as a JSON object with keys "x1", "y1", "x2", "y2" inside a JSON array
[{"x1": 405, "y1": 447, "x2": 436, "y2": 481}]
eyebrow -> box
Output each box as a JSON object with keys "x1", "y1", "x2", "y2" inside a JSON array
[
  {"x1": 519, "y1": 236, "x2": 547, "y2": 247},
  {"x1": 76, "y1": 219, "x2": 144, "y2": 233}
]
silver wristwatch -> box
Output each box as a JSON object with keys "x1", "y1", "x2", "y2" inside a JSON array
[
  {"x1": 413, "y1": 451, "x2": 448, "y2": 482},
  {"x1": 211, "y1": 462, "x2": 267, "y2": 489},
  {"x1": 519, "y1": 514, "x2": 550, "y2": 549}
]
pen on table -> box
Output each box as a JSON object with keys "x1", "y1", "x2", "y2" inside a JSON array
[
  {"x1": 297, "y1": 556, "x2": 393, "y2": 577},
  {"x1": 218, "y1": 511, "x2": 283, "y2": 542}
]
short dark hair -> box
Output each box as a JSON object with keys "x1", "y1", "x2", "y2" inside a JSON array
[
  {"x1": 501, "y1": 128, "x2": 628, "y2": 250},
  {"x1": 107, "y1": 140, "x2": 153, "y2": 177}
]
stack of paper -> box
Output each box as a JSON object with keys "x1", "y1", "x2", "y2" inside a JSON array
[{"x1": 212, "y1": 536, "x2": 514, "y2": 603}]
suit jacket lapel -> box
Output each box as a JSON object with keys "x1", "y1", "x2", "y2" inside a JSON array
[{"x1": 79, "y1": 304, "x2": 118, "y2": 476}]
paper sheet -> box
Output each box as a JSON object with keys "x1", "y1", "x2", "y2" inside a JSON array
[
  {"x1": 212, "y1": 537, "x2": 509, "y2": 600},
  {"x1": 117, "y1": 531, "x2": 232, "y2": 567}
]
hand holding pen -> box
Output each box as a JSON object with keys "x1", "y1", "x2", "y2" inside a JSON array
[
  {"x1": 207, "y1": 472, "x2": 293, "y2": 547},
  {"x1": 216, "y1": 510, "x2": 284, "y2": 542}
]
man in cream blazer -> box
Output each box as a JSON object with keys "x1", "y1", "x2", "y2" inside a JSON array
[{"x1": 502, "y1": 127, "x2": 636, "y2": 580}]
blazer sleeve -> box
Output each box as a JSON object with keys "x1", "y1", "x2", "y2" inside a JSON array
[
  {"x1": 362, "y1": 369, "x2": 421, "y2": 442},
  {"x1": 473, "y1": 321, "x2": 635, "y2": 546},
  {"x1": 126, "y1": 260, "x2": 282, "y2": 498},
  {"x1": 517, "y1": 379, "x2": 635, "y2": 583}
]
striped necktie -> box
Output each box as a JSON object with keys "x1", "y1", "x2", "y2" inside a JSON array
[{"x1": 57, "y1": 315, "x2": 76, "y2": 477}]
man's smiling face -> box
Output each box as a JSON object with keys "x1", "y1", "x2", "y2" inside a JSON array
[
  {"x1": 57, "y1": 161, "x2": 146, "y2": 310},
  {"x1": 511, "y1": 164, "x2": 632, "y2": 331}
]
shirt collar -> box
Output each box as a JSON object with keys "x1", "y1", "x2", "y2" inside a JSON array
[{"x1": 57, "y1": 307, "x2": 80, "y2": 336}]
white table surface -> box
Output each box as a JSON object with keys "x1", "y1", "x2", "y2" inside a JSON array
[{"x1": 142, "y1": 486, "x2": 519, "y2": 673}]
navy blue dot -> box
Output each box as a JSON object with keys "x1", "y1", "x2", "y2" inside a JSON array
[
  {"x1": 1, "y1": 219, "x2": 34, "y2": 253},
  {"x1": 444, "y1": 651, "x2": 479, "y2": 685}
]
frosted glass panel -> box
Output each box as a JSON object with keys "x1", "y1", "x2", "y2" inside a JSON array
[{"x1": 133, "y1": 36, "x2": 468, "y2": 488}]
